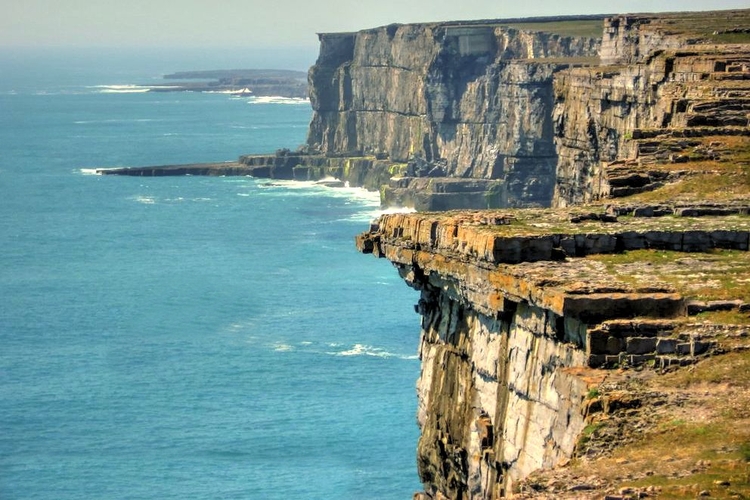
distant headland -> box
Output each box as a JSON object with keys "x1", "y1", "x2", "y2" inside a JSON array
[{"x1": 146, "y1": 69, "x2": 308, "y2": 98}]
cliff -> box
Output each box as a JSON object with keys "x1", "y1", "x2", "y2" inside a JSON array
[
  {"x1": 358, "y1": 206, "x2": 750, "y2": 498},
  {"x1": 91, "y1": 8, "x2": 750, "y2": 498},
  {"x1": 306, "y1": 19, "x2": 601, "y2": 210},
  {"x1": 99, "y1": 12, "x2": 749, "y2": 219},
  {"x1": 355, "y1": 9, "x2": 750, "y2": 500},
  {"x1": 99, "y1": 16, "x2": 604, "y2": 211}
]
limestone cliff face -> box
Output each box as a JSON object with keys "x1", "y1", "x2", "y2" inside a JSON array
[
  {"x1": 357, "y1": 209, "x2": 749, "y2": 498},
  {"x1": 415, "y1": 293, "x2": 588, "y2": 499},
  {"x1": 359, "y1": 214, "x2": 593, "y2": 497},
  {"x1": 307, "y1": 22, "x2": 599, "y2": 209}
]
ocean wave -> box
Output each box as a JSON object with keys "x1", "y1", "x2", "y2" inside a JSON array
[
  {"x1": 246, "y1": 96, "x2": 310, "y2": 105},
  {"x1": 79, "y1": 168, "x2": 102, "y2": 175},
  {"x1": 203, "y1": 88, "x2": 252, "y2": 95},
  {"x1": 273, "y1": 343, "x2": 294, "y2": 352},
  {"x1": 327, "y1": 343, "x2": 417, "y2": 360},
  {"x1": 133, "y1": 196, "x2": 156, "y2": 205},
  {"x1": 74, "y1": 118, "x2": 161, "y2": 125},
  {"x1": 347, "y1": 205, "x2": 417, "y2": 223},
  {"x1": 256, "y1": 178, "x2": 380, "y2": 201},
  {"x1": 92, "y1": 84, "x2": 152, "y2": 94}
]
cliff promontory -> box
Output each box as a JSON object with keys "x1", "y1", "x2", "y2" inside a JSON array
[{"x1": 358, "y1": 203, "x2": 750, "y2": 497}]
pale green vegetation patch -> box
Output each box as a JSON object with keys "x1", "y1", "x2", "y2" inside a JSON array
[
  {"x1": 569, "y1": 351, "x2": 750, "y2": 499},
  {"x1": 589, "y1": 249, "x2": 750, "y2": 304}
]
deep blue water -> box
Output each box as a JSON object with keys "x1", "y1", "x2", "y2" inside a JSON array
[{"x1": 0, "y1": 50, "x2": 421, "y2": 499}]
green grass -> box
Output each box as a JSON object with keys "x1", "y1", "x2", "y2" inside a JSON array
[
  {"x1": 588, "y1": 249, "x2": 750, "y2": 304},
  {"x1": 696, "y1": 310, "x2": 750, "y2": 326},
  {"x1": 660, "y1": 351, "x2": 750, "y2": 389},
  {"x1": 577, "y1": 421, "x2": 605, "y2": 449},
  {"x1": 623, "y1": 136, "x2": 750, "y2": 204},
  {"x1": 710, "y1": 32, "x2": 750, "y2": 44},
  {"x1": 573, "y1": 351, "x2": 750, "y2": 499}
]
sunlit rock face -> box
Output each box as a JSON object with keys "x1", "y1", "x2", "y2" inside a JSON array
[{"x1": 307, "y1": 21, "x2": 599, "y2": 210}]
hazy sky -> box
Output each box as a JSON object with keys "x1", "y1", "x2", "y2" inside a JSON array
[{"x1": 2, "y1": 0, "x2": 748, "y2": 50}]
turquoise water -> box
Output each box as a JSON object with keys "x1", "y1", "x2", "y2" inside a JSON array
[{"x1": 0, "y1": 51, "x2": 421, "y2": 499}]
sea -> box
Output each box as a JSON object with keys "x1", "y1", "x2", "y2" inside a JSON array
[{"x1": 0, "y1": 48, "x2": 421, "y2": 499}]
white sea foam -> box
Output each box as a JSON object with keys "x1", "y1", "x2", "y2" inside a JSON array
[
  {"x1": 134, "y1": 196, "x2": 156, "y2": 205},
  {"x1": 347, "y1": 205, "x2": 417, "y2": 223},
  {"x1": 79, "y1": 168, "x2": 102, "y2": 175},
  {"x1": 273, "y1": 343, "x2": 294, "y2": 352},
  {"x1": 256, "y1": 178, "x2": 380, "y2": 201},
  {"x1": 92, "y1": 84, "x2": 152, "y2": 94},
  {"x1": 246, "y1": 96, "x2": 310, "y2": 105},
  {"x1": 204, "y1": 88, "x2": 253, "y2": 95},
  {"x1": 327, "y1": 343, "x2": 416, "y2": 360}
]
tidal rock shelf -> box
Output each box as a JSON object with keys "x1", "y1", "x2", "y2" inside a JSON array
[{"x1": 96, "y1": 162, "x2": 246, "y2": 176}]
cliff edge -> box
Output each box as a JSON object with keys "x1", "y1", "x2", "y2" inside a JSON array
[{"x1": 358, "y1": 205, "x2": 749, "y2": 498}]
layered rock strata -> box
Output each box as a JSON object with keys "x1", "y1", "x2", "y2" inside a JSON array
[
  {"x1": 356, "y1": 208, "x2": 750, "y2": 498},
  {"x1": 308, "y1": 20, "x2": 600, "y2": 210},
  {"x1": 553, "y1": 12, "x2": 750, "y2": 206}
]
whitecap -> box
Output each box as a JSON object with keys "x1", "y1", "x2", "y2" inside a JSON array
[
  {"x1": 328, "y1": 343, "x2": 392, "y2": 358},
  {"x1": 87, "y1": 84, "x2": 184, "y2": 94},
  {"x1": 347, "y1": 205, "x2": 416, "y2": 223},
  {"x1": 326, "y1": 343, "x2": 418, "y2": 360},
  {"x1": 79, "y1": 168, "x2": 101, "y2": 175},
  {"x1": 134, "y1": 196, "x2": 156, "y2": 204},
  {"x1": 246, "y1": 96, "x2": 310, "y2": 105},
  {"x1": 74, "y1": 118, "x2": 162, "y2": 125},
  {"x1": 273, "y1": 343, "x2": 294, "y2": 352}
]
